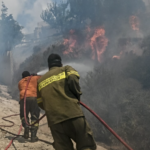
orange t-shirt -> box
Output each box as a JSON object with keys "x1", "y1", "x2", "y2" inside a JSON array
[{"x1": 18, "y1": 76, "x2": 41, "y2": 100}]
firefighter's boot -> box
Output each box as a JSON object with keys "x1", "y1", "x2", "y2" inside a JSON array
[
  {"x1": 31, "y1": 128, "x2": 38, "y2": 142},
  {"x1": 23, "y1": 127, "x2": 29, "y2": 139}
]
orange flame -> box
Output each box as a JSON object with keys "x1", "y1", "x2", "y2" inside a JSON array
[
  {"x1": 112, "y1": 55, "x2": 120, "y2": 59},
  {"x1": 63, "y1": 27, "x2": 108, "y2": 61},
  {"x1": 63, "y1": 39, "x2": 69, "y2": 45},
  {"x1": 63, "y1": 30, "x2": 76, "y2": 55},
  {"x1": 129, "y1": 16, "x2": 139, "y2": 31},
  {"x1": 112, "y1": 51, "x2": 123, "y2": 59},
  {"x1": 90, "y1": 28, "x2": 108, "y2": 62}
]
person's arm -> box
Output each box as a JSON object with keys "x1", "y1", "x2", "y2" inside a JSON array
[
  {"x1": 37, "y1": 86, "x2": 45, "y2": 110},
  {"x1": 66, "y1": 66, "x2": 82, "y2": 101}
]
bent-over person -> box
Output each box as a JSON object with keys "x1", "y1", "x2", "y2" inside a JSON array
[{"x1": 37, "y1": 54, "x2": 97, "y2": 150}]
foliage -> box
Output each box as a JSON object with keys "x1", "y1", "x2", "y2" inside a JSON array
[
  {"x1": 82, "y1": 65, "x2": 150, "y2": 150},
  {"x1": 125, "y1": 36, "x2": 150, "y2": 89},
  {"x1": 41, "y1": 1, "x2": 70, "y2": 32},
  {"x1": 41, "y1": 0, "x2": 145, "y2": 35},
  {"x1": 0, "y1": 2, "x2": 23, "y2": 53}
]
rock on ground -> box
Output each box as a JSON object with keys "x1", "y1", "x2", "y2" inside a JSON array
[{"x1": 0, "y1": 84, "x2": 107, "y2": 150}]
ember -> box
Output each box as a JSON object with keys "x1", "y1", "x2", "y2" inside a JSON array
[
  {"x1": 112, "y1": 52, "x2": 123, "y2": 60},
  {"x1": 112, "y1": 55, "x2": 121, "y2": 59},
  {"x1": 129, "y1": 16, "x2": 140, "y2": 31}
]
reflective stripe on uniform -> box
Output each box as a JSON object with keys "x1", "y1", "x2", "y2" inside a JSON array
[
  {"x1": 21, "y1": 117, "x2": 24, "y2": 121},
  {"x1": 38, "y1": 71, "x2": 80, "y2": 91},
  {"x1": 67, "y1": 71, "x2": 80, "y2": 78},
  {"x1": 38, "y1": 72, "x2": 66, "y2": 91},
  {"x1": 37, "y1": 98, "x2": 43, "y2": 103},
  {"x1": 31, "y1": 121, "x2": 39, "y2": 127}
]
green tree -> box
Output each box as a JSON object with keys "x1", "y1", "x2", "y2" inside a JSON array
[
  {"x1": 41, "y1": 0, "x2": 104, "y2": 33},
  {"x1": 41, "y1": 0, "x2": 145, "y2": 34},
  {"x1": 41, "y1": 1, "x2": 70, "y2": 33},
  {"x1": 0, "y1": 2, "x2": 23, "y2": 53}
]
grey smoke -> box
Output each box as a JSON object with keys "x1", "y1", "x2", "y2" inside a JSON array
[{"x1": 0, "y1": 0, "x2": 52, "y2": 33}]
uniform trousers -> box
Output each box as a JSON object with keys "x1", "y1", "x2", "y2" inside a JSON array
[
  {"x1": 20, "y1": 97, "x2": 40, "y2": 128},
  {"x1": 50, "y1": 117, "x2": 97, "y2": 150}
]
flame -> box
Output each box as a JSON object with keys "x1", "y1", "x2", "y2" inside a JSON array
[
  {"x1": 112, "y1": 51, "x2": 123, "y2": 59},
  {"x1": 129, "y1": 16, "x2": 139, "y2": 31},
  {"x1": 63, "y1": 39, "x2": 69, "y2": 45},
  {"x1": 90, "y1": 28, "x2": 108, "y2": 62},
  {"x1": 63, "y1": 30, "x2": 76, "y2": 55},
  {"x1": 63, "y1": 27, "x2": 108, "y2": 61},
  {"x1": 112, "y1": 55, "x2": 120, "y2": 59}
]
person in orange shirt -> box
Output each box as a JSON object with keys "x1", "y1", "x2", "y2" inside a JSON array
[{"x1": 18, "y1": 71, "x2": 41, "y2": 142}]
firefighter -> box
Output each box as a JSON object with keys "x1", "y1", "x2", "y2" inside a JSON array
[
  {"x1": 18, "y1": 71, "x2": 40, "y2": 142},
  {"x1": 37, "y1": 54, "x2": 96, "y2": 150}
]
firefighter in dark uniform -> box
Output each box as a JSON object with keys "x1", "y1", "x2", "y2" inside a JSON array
[
  {"x1": 18, "y1": 71, "x2": 41, "y2": 142},
  {"x1": 37, "y1": 54, "x2": 96, "y2": 150}
]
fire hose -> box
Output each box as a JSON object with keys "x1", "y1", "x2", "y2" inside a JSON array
[
  {"x1": 0, "y1": 75, "x2": 133, "y2": 150},
  {"x1": 0, "y1": 75, "x2": 46, "y2": 150}
]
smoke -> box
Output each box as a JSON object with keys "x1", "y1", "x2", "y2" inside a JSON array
[
  {"x1": 143, "y1": 0, "x2": 149, "y2": 6},
  {"x1": 0, "y1": 0, "x2": 52, "y2": 33},
  {"x1": 65, "y1": 62, "x2": 94, "y2": 76}
]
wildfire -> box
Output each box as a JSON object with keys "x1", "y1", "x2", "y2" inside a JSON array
[
  {"x1": 63, "y1": 39, "x2": 69, "y2": 45},
  {"x1": 63, "y1": 27, "x2": 108, "y2": 61},
  {"x1": 129, "y1": 16, "x2": 139, "y2": 31},
  {"x1": 112, "y1": 51, "x2": 123, "y2": 60},
  {"x1": 63, "y1": 30, "x2": 77, "y2": 55},
  {"x1": 112, "y1": 55, "x2": 120, "y2": 59},
  {"x1": 90, "y1": 28, "x2": 108, "y2": 62}
]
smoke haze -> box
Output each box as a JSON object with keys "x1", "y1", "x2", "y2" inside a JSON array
[
  {"x1": 0, "y1": 0, "x2": 148, "y2": 34},
  {"x1": 0, "y1": 0, "x2": 52, "y2": 33}
]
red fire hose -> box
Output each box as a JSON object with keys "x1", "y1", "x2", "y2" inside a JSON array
[
  {"x1": 0, "y1": 112, "x2": 22, "y2": 150},
  {"x1": 23, "y1": 75, "x2": 133, "y2": 150},
  {"x1": 1, "y1": 75, "x2": 133, "y2": 150},
  {"x1": 3, "y1": 76, "x2": 46, "y2": 150},
  {"x1": 0, "y1": 75, "x2": 46, "y2": 150},
  {"x1": 80, "y1": 102, "x2": 133, "y2": 150},
  {"x1": 4, "y1": 125, "x2": 22, "y2": 150},
  {"x1": 0, "y1": 114, "x2": 19, "y2": 127}
]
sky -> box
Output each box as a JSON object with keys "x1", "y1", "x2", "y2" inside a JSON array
[{"x1": 0, "y1": 0, "x2": 54, "y2": 34}]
